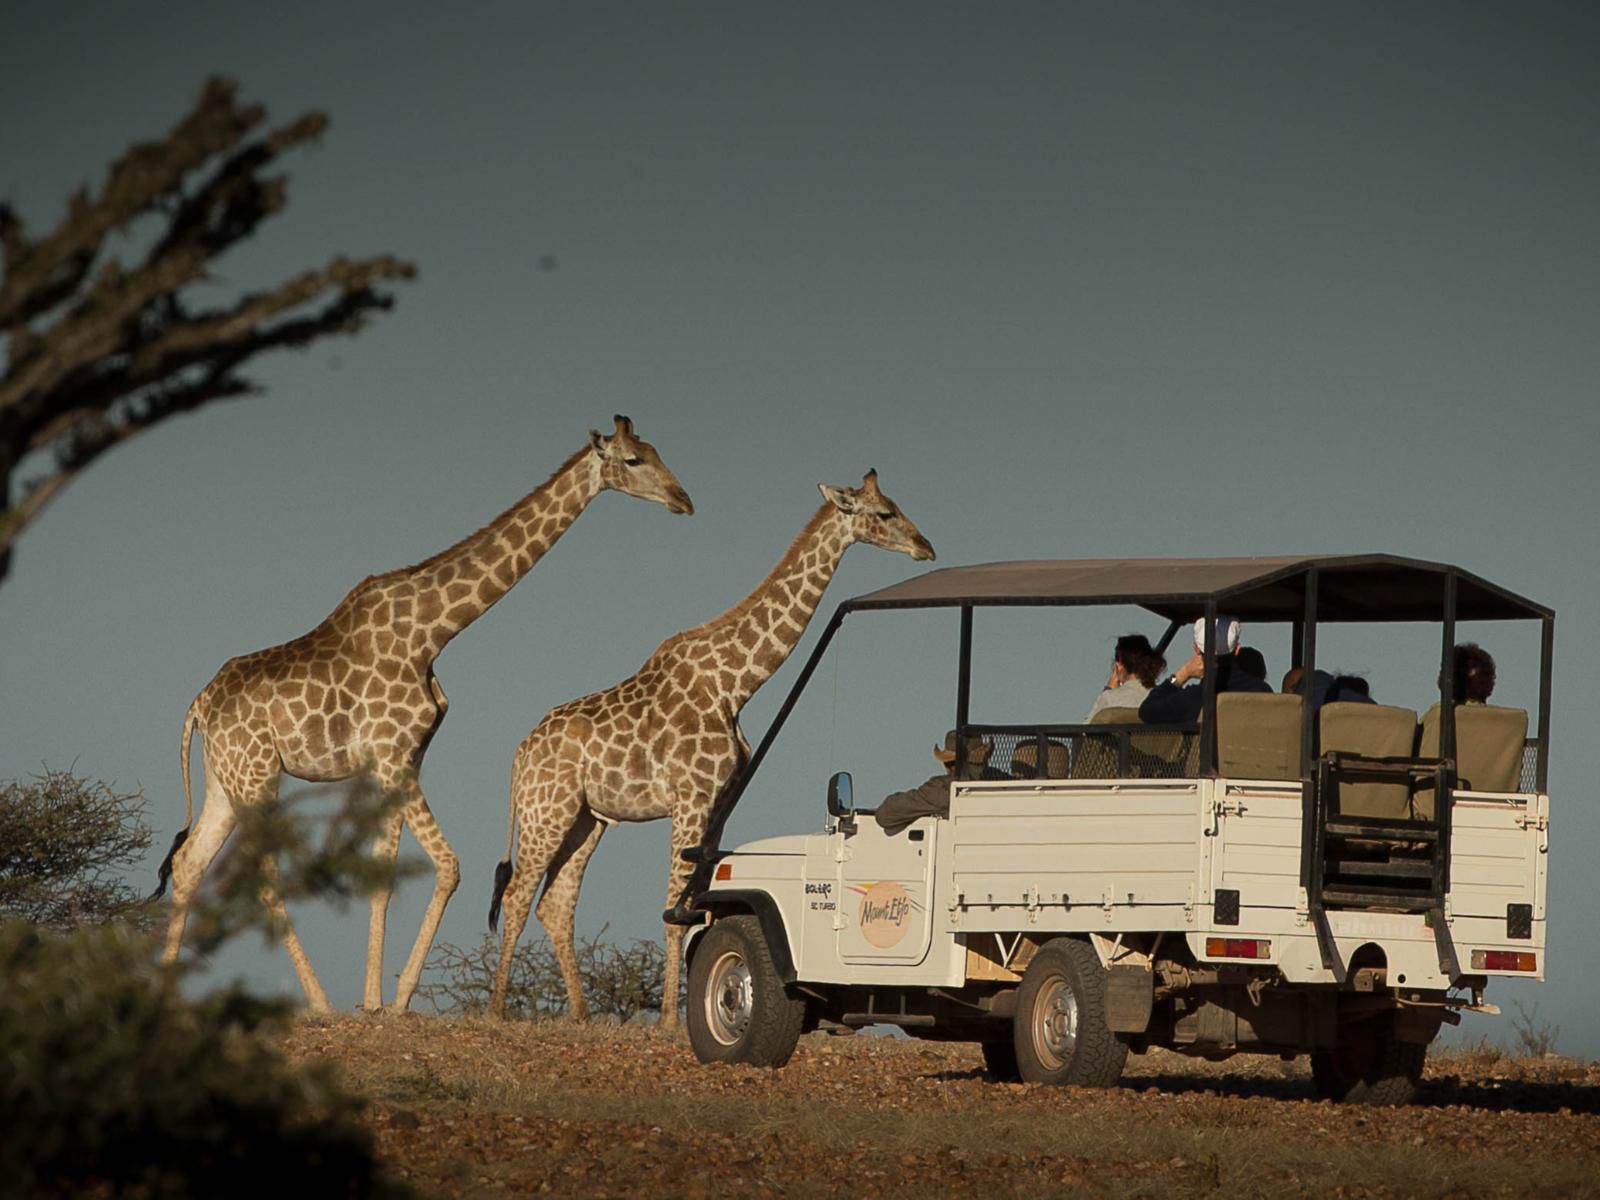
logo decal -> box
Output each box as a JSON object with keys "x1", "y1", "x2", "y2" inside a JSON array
[{"x1": 853, "y1": 880, "x2": 914, "y2": 948}]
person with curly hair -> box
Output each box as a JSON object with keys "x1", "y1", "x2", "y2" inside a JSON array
[{"x1": 1452, "y1": 642, "x2": 1497, "y2": 704}]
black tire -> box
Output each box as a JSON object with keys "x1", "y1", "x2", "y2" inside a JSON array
[
  {"x1": 981, "y1": 1038, "x2": 1022, "y2": 1082},
  {"x1": 1012, "y1": 938, "x2": 1128, "y2": 1087},
  {"x1": 1310, "y1": 1015, "x2": 1427, "y2": 1106},
  {"x1": 686, "y1": 914, "x2": 805, "y2": 1068}
]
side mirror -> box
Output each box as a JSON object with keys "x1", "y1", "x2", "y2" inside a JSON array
[{"x1": 826, "y1": 771, "x2": 854, "y2": 818}]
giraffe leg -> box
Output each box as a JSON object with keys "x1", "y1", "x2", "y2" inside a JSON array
[
  {"x1": 259, "y1": 854, "x2": 332, "y2": 1013},
  {"x1": 659, "y1": 803, "x2": 712, "y2": 1031},
  {"x1": 388, "y1": 782, "x2": 461, "y2": 1012},
  {"x1": 489, "y1": 768, "x2": 585, "y2": 1018},
  {"x1": 362, "y1": 797, "x2": 407, "y2": 1011},
  {"x1": 161, "y1": 760, "x2": 237, "y2": 963},
  {"x1": 533, "y1": 809, "x2": 605, "y2": 1022}
]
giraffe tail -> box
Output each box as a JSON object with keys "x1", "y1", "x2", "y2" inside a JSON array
[
  {"x1": 151, "y1": 696, "x2": 201, "y2": 901},
  {"x1": 488, "y1": 802, "x2": 518, "y2": 932}
]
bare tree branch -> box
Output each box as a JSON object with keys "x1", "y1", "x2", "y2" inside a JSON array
[
  {"x1": 0, "y1": 76, "x2": 416, "y2": 584},
  {"x1": 0, "y1": 78, "x2": 263, "y2": 332}
]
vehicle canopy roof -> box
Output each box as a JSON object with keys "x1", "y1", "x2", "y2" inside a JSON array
[
  {"x1": 687, "y1": 557, "x2": 1557, "y2": 938},
  {"x1": 843, "y1": 554, "x2": 1551, "y2": 623},
  {"x1": 703, "y1": 554, "x2": 1555, "y2": 828}
]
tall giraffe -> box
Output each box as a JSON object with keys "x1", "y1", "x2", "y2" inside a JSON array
[
  {"x1": 154, "y1": 416, "x2": 693, "y2": 1012},
  {"x1": 487, "y1": 470, "x2": 933, "y2": 1026}
]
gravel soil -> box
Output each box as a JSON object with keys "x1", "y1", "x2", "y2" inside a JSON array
[{"x1": 282, "y1": 1016, "x2": 1600, "y2": 1200}]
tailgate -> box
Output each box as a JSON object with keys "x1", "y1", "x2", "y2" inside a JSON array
[{"x1": 1449, "y1": 791, "x2": 1548, "y2": 922}]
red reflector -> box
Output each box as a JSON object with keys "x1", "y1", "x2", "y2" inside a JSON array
[
  {"x1": 714, "y1": 862, "x2": 733, "y2": 882},
  {"x1": 1471, "y1": 949, "x2": 1536, "y2": 972},
  {"x1": 1205, "y1": 937, "x2": 1271, "y2": 959}
]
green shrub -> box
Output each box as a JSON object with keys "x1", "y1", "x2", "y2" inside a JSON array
[
  {"x1": 167, "y1": 776, "x2": 417, "y2": 957},
  {"x1": 0, "y1": 921, "x2": 407, "y2": 1199}
]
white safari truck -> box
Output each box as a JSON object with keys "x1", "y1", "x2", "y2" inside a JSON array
[{"x1": 673, "y1": 556, "x2": 1552, "y2": 1105}]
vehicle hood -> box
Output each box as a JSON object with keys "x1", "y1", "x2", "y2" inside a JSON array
[{"x1": 724, "y1": 834, "x2": 808, "y2": 857}]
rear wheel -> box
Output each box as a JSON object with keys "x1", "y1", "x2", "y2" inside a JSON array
[
  {"x1": 686, "y1": 915, "x2": 805, "y2": 1068},
  {"x1": 1012, "y1": 938, "x2": 1127, "y2": 1087},
  {"x1": 1311, "y1": 1015, "x2": 1426, "y2": 1105}
]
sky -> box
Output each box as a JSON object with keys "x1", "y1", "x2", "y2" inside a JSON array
[{"x1": 3, "y1": 2, "x2": 1597, "y2": 1054}]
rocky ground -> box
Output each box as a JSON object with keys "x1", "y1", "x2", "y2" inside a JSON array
[{"x1": 282, "y1": 1017, "x2": 1600, "y2": 1200}]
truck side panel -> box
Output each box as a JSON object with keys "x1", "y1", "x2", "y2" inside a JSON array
[{"x1": 943, "y1": 781, "x2": 1205, "y2": 934}]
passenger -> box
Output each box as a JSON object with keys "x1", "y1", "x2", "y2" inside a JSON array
[
  {"x1": 1282, "y1": 666, "x2": 1375, "y2": 711},
  {"x1": 1236, "y1": 646, "x2": 1268, "y2": 684},
  {"x1": 1452, "y1": 642, "x2": 1496, "y2": 704},
  {"x1": 1326, "y1": 674, "x2": 1375, "y2": 705},
  {"x1": 1086, "y1": 633, "x2": 1166, "y2": 720},
  {"x1": 874, "y1": 730, "x2": 993, "y2": 835},
  {"x1": 1139, "y1": 616, "x2": 1271, "y2": 724}
]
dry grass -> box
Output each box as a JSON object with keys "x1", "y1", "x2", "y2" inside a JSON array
[{"x1": 283, "y1": 1014, "x2": 1600, "y2": 1199}]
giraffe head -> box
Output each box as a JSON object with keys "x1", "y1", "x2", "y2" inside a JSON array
[
  {"x1": 819, "y1": 469, "x2": 935, "y2": 561},
  {"x1": 589, "y1": 415, "x2": 694, "y2": 514}
]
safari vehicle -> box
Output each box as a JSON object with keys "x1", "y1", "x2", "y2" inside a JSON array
[{"x1": 674, "y1": 556, "x2": 1552, "y2": 1104}]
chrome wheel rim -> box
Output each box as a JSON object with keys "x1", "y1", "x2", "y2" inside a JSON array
[
  {"x1": 704, "y1": 950, "x2": 754, "y2": 1046},
  {"x1": 1030, "y1": 975, "x2": 1079, "y2": 1070}
]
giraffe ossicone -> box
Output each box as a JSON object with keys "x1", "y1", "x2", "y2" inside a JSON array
[
  {"x1": 487, "y1": 469, "x2": 934, "y2": 1028},
  {"x1": 153, "y1": 416, "x2": 692, "y2": 1013}
]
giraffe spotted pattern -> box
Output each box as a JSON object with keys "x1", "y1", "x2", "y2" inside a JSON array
[
  {"x1": 488, "y1": 470, "x2": 934, "y2": 1027},
  {"x1": 156, "y1": 417, "x2": 693, "y2": 1012}
]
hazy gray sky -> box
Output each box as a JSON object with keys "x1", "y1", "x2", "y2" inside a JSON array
[{"x1": 3, "y1": 3, "x2": 1596, "y2": 1052}]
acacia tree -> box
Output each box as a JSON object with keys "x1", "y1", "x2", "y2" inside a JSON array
[{"x1": 0, "y1": 76, "x2": 415, "y2": 583}]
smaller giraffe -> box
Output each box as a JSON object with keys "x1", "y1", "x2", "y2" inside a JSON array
[
  {"x1": 153, "y1": 417, "x2": 692, "y2": 1012},
  {"x1": 487, "y1": 470, "x2": 934, "y2": 1026}
]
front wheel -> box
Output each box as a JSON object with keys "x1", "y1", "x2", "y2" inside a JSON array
[
  {"x1": 1013, "y1": 938, "x2": 1127, "y2": 1087},
  {"x1": 686, "y1": 915, "x2": 805, "y2": 1068},
  {"x1": 1311, "y1": 1015, "x2": 1427, "y2": 1105}
]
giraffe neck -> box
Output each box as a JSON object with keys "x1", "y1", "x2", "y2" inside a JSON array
[
  {"x1": 406, "y1": 447, "x2": 601, "y2": 654},
  {"x1": 678, "y1": 503, "x2": 851, "y2": 711}
]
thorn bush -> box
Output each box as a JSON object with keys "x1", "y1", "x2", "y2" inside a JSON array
[
  {"x1": 0, "y1": 768, "x2": 154, "y2": 931},
  {"x1": 421, "y1": 927, "x2": 681, "y2": 1021}
]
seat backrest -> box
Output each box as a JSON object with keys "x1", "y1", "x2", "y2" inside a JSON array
[
  {"x1": 1216, "y1": 693, "x2": 1303, "y2": 780},
  {"x1": 1418, "y1": 704, "x2": 1529, "y2": 794},
  {"x1": 1011, "y1": 738, "x2": 1071, "y2": 779},
  {"x1": 1091, "y1": 707, "x2": 1144, "y2": 726},
  {"x1": 1068, "y1": 708, "x2": 1143, "y2": 778},
  {"x1": 1098, "y1": 702, "x2": 1198, "y2": 768},
  {"x1": 1320, "y1": 702, "x2": 1418, "y2": 819}
]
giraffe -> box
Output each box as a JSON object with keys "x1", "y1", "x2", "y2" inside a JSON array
[
  {"x1": 486, "y1": 469, "x2": 934, "y2": 1027},
  {"x1": 153, "y1": 416, "x2": 693, "y2": 1013}
]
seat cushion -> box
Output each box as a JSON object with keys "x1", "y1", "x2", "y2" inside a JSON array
[
  {"x1": 1418, "y1": 704, "x2": 1529, "y2": 794},
  {"x1": 1320, "y1": 702, "x2": 1418, "y2": 819},
  {"x1": 1216, "y1": 693, "x2": 1303, "y2": 780}
]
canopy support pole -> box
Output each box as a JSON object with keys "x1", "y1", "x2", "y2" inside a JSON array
[
  {"x1": 1537, "y1": 615, "x2": 1554, "y2": 792},
  {"x1": 955, "y1": 604, "x2": 973, "y2": 770}
]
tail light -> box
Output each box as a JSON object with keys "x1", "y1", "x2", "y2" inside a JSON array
[
  {"x1": 1205, "y1": 938, "x2": 1271, "y2": 960},
  {"x1": 1471, "y1": 949, "x2": 1536, "y2": 972}
]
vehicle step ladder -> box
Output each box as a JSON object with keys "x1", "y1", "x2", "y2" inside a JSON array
[{"x1": 1304, "y1": 755, "x2": 1460, "y2": 982}]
